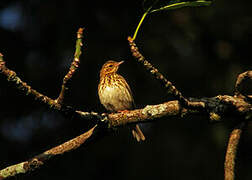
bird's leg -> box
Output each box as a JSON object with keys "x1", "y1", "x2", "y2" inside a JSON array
[{"x1": 118, "y1": 110, "x2": 130, "y2": 113}]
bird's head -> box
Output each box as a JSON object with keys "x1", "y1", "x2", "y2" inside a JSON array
[{"x1": 100, "y1": 60, "x2": 124, "y2": 77}]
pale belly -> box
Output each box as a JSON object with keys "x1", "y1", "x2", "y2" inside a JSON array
[{"x1": 99, "y1": 85, "x2": 133, "y2": 112}]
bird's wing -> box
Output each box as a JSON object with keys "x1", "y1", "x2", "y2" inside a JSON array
[{"x1": 118, "y1": 75, "x2": 135, "y2": 109}]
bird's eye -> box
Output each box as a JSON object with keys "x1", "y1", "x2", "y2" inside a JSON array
[{"x1": 108, "y1": 64, "x2": 113, "y2": 68}]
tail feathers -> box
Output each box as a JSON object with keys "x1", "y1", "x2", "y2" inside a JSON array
[{"x1": 132, "y1": 124, "x2": 145, "y2": 142}]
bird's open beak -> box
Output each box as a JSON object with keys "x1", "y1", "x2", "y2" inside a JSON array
[{"x1": 117, "y1": 61, "x2": 124, "y2": 66}]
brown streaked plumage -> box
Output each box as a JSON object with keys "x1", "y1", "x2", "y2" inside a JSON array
[{"x1": 98, "y1": 60, "x2": 145, "y2": 142}]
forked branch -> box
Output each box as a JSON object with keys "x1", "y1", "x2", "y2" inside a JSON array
[
  {"x1": 0, "y1": 28, "x2": 84, "y2": 111},
  {"x1": 128, "y1": 36, "x2": 205, "y2": 110},
  {"x1": 0, "y1": 29, "x2": 251, "y2": 180}
]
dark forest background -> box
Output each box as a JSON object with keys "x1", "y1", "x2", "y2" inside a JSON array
[{"x1": 0, "y1": 0, "x2": 252, "y2": 179}]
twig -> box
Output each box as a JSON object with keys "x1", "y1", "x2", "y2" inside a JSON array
[
  {"x1": 234, "y1": 71, "x2": 252, "y2": 100},
  {"x1": 127, "y1": 37, "x2": 205, "y2": 110},
  {"x1": 224, "y1": 122, "x2": 245, "y2": 180},
  {"x1": 56, "y1": 28, "x2": 84, "y2": 105},
  {"x1": 0, "y1": 53, "x2": 102, "y2": 120},
  {"x1": 0, "y1": 54, "x2": 61, "y2": 110},
  {"x1": 0, "y1": 125, "x2": 97, "y2": 180},
  {"x1": 0, "y1": 28, "x2": 85, "y2": 112},
  {"x1": 0, "y1": 28, "x2": 84, "y2": 110}
]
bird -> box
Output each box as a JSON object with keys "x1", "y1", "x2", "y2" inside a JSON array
[{"x1": 98, "y1": 60, "x2": 145, "y2": 142}]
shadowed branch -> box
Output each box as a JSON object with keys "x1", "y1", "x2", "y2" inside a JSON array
[
  {"x1": 224, "y1": 122, "x2": 246, "y2": 180},
  {"x1": 0, "y1": 125, "x2": 97, "y2": 180}
]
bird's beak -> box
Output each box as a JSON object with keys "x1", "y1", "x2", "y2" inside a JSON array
[{"x1": 117, "y1": 61, "x2": 124, "y2": 66}]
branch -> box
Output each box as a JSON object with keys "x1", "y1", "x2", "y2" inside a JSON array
[
  {"x1": 127, "y1": 37, "x2": 205, "y2": 110},
  {"x1": 0, "y1": 53, "x2": 60, "y2": 110},
  {"x1": 0, "y1": 28, "x2": 84, "y2": 110},
  {"x1": 224, "y1": 122, "x2": 245, "y2": 180},
  {"x1": 0, "y1": 125, "x2": 98, "y2": 180},
  {"x1": 56, "y1": 28, "x2": 84, "y2": 105},
  {"x1": 0, "y1": 51, "x2": 101, "y2": 121},
  {"x1": 0, "y1": 30, "x2": 251, "y2": 179},
  {"x1": 217, "y1": 95, "x2": 252, "y2": 120},
  {"x1": 76, "y1": 95, "x2": 252, "y2": 127},
  {"x1": 235, "y1": 71, "x2": 252, "y2": 101},
  {"x1": 1, "y1": 33, "x2": 250, "y2": 127},
  {"x1": 1, "y1": 95, "x2": 251, "y2": 179}
]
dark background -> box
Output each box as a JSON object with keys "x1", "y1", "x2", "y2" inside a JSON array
[{"x1": 0, "y1": 0, "x2": 252, "y2": 179}]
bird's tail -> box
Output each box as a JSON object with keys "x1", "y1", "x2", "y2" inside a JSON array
[{"x1": 132, "y1": 124, "x2": 145, "y2": 142}]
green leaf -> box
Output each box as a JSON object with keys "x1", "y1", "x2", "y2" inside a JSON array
[
  {"x1": 150, "y1": 0, "x2": 212, "y2": 13},
  {"x1": 132, "y1": 0, "x2": 213, "y2": 40}
]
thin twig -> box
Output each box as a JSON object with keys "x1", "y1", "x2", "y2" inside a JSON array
[
  {"x1": 224, "y1": 122, "x2": 245, "y2": 180},
  {"x1": 56, "y1": 28, "x2": 84, "y2": 105},
  {"x1": 127, "y1": 37, "x2": 205, "y2": 110},
  {"x1": 0, "y1": 54, "x2": 61, "y2": 110},
  {"x1": 0, "y1": 125, "x2": 97, "y2": 180}
]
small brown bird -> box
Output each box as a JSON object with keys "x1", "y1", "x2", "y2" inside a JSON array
[{"x1": 98, "y1": 60, "x2": 145, "y2": 142}]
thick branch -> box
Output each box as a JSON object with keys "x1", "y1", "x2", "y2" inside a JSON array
[
  {"x1": 0, "y1": 125, "x2": 97, "y2": 180},
  {"x1": 224, "y1": 123, "x2": 245, "y2": 180},
  {"x1": 77, "y1": 95, "x2": 252, "y2": 127},
  {"x1": 1, "y1": 95, "x2": 251, "y2": 179}
]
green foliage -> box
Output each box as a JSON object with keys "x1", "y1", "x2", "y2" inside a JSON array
[{"x1": 132, "y1": 0, "x2": 212, "y2": 40}]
